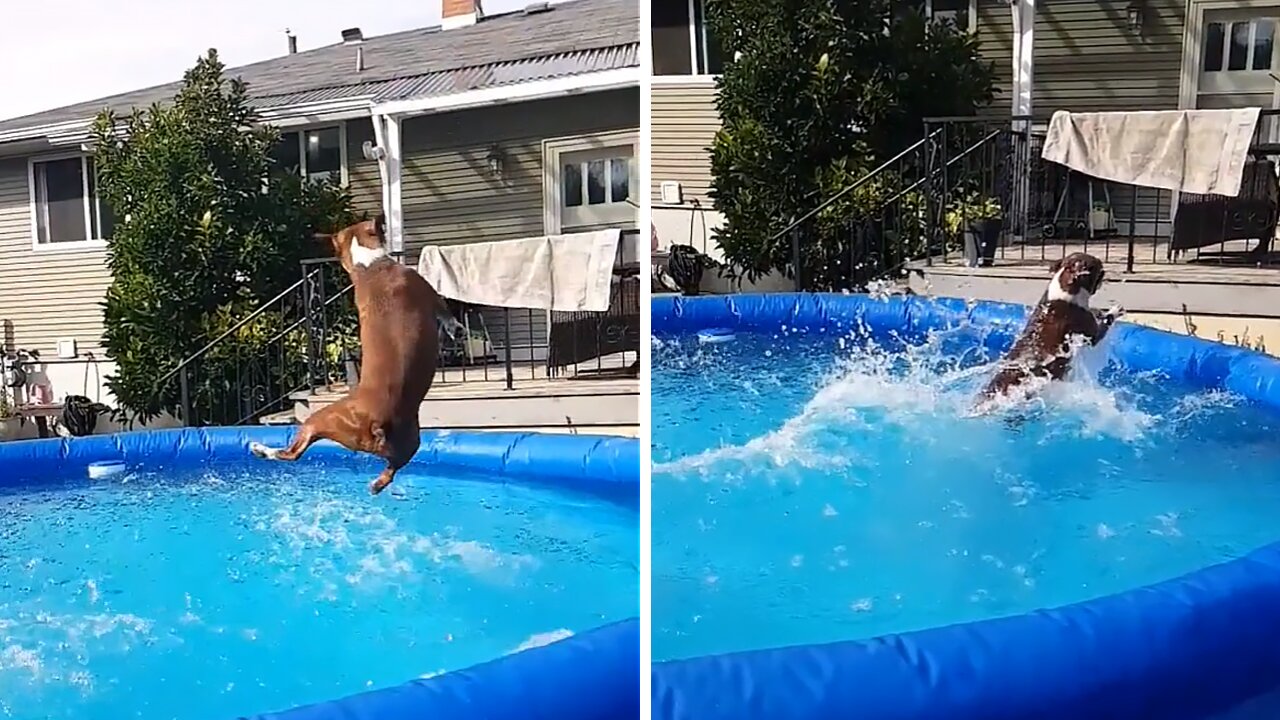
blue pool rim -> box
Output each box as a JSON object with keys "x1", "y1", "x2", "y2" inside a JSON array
[
  {"x1": 651, "y1": 292, "x2": 1280, "y2": 720},
  {"x1": 0, "y1": 427, "x2": 639, "y2": 720}
]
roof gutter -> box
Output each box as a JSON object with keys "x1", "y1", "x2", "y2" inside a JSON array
[
  {"x1": 254, "y1": 97, "x2": 377, "y2": 127},
  {"x1": 370, "y1": 67, "x2": 640, "y2": 119},
  {"x1": 0, "y1": 119, "x2": 95, "y2": 145},
  {"x1": 0, "y1": 97, "x2": 377, "y2": 147}
]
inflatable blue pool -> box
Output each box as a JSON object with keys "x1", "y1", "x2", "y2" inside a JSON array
[
  {"x1": 0, "y1": 427, "x2": 638, "y2": 720},
  {"x1": 650, "y1": 293, "x2": 1280, "y2": 720}
]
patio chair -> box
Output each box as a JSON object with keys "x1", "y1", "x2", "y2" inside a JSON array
[{"x1": 1171, "y1": 157, "x2": 1279, "y2": 262}]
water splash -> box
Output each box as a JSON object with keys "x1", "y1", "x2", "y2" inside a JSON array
[
  {"x1": 652, "y1": 314, "x2": 1280, "y2": 663},
  {"x1": 654, "y1": 320, "x2": 1158, "y2": 476}
]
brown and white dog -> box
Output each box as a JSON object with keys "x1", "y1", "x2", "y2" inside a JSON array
[
  {"x1": 976, "y1": 252, "x2": 1124, "y2": 409},
  {"x1": 249, "y1": 215, "x2": 462, "y2": 495}
]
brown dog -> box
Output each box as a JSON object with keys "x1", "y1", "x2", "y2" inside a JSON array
[
  {"x1": 249, "y1": 215, "x2": 462, "y2": 494},
  {"x1": 976, "y1": 252, "x2": 1124, "y2": 408}
]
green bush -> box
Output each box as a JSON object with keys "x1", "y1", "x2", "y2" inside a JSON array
[
  {"x1": 705, "y1": 0, "x2": 996, "y2": 289},
  {"x1": 91, "y1": 50, "x2": 357, "y2": 424}
]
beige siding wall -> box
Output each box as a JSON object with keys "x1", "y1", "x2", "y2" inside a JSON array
[
  {"x1": 974, "y1": 1, "x2": 1185, "y2": 226},
  {"x1": 650, "y1": 78, "x2": 721, "y2": 205},
  {"x1": 0, "y1": 158, "x2": 111, "y2": 356},
  {"x1": 975, "y1": 1, "x2": 1015, "y2": 116},
  {"x1": 345, "y1": 88, "x2": 640, "y2": 360},
  {"x1": 345, "y1": 88, "x2": 640, "y2": 261},
  {"x1": 1034, "y1": 0, "x2": 1184, "y2": 115},
  {"x1": 0, "y1": 90, "x2": 638, "y2": 363},
  {"x1": 976, "y1": 0, "x2": 1185, "y2": 118}
]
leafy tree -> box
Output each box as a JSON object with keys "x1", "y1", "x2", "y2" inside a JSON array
[
  {"x1": 706, "y1": 0, "x2": 996, "y2": 289},
  {"x1": 91, "y1": 50, "x2": 357, "y2": 423}
]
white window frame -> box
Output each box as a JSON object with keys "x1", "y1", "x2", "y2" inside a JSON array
[
  {"x1": 542, "y1": 130, "x2": 639, "y2": 234},
  {"x1": 925, "y1": 0, "x2": 977, "y2": 34},
  {"x1": 1197, "y1": 11, "x2": 1279, "y2": 95},
  {"x1": 686, "y1": 0, "x2": 721, "y2": 76},
  {"x1": 652, "y1": 0, "x2": 722, "y2": 83},
  {"x1": 274, "y1": 121, "x2": 350, "y2": 186},
  {"x1": 28, "y1": 152, "x2": 110, "y2": 253},
  {"x1": 1175, "y1": 1, "x2": 1280, "y2": 228},
  {"x1": 1181, "y1": 0, "x2": 1280, "y2": 110}
]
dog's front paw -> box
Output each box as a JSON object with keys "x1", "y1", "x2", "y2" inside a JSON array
[
  {"x1": 1102, "y1": 303, "x2": 1125, "y2": 321},
  {"x1": 248, "y1": 442, "x2": 276, "y2": 460}
]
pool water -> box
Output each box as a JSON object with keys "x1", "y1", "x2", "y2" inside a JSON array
[
  {"x1": 651, "y1": 323, "x2": 1280, "y2": 662},
  {"x1": 0, "y1": 460, "x2": 637, "y2": 719}
]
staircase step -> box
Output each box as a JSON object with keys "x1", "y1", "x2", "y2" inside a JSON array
[{"x1": 258, "y1": 410, "x2": 298, "y2": 426}]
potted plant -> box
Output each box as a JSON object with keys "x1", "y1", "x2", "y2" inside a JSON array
[
  {"x1": 0, "y1": 392, "x2": 20, "y2": 442},
  {"x1": 944, "y1": 193, "x2": 1004, "y2": 267}
]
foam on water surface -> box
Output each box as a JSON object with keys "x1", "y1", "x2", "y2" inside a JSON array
[
  {"x1": 0, "y1": 461, "x2": 637, "y2": 719},
  {"x1": 652, "y1": 322, "x2": 1280, "y2": 662}
]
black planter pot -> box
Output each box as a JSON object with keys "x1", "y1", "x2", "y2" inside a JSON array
[{"x1": 963, "y1": 218, "x2": 1003, "y2": 267}]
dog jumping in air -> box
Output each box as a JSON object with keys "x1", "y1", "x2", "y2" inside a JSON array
[{"x1": 249, "y1": 215, "x2": 462, "y2": 495}]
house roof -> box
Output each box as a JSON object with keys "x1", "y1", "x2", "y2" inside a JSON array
[{"x1": 0, "y1": 0, "x2": 637, "y2": 136}]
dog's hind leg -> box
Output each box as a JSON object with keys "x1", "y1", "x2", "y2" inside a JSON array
[
  {"x1": 368, "y1": 421, "x2": 421, "y2": 496},
  {"x1": 250, "y1": 399, "x2": 374, "y2": 461}
]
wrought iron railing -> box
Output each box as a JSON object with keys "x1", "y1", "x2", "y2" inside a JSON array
[
  {"x1": 772, "y1": 129, "x2": 944, "y2": 292},
  {"x1": 149, "y1": 260, "x2": 352, "y2": 427},
  {"x1": 151, "y1": 228, "x2": 641, "y2": 427},
  {"x1": 921, "y1": 110, "x2": 1280, "y2": 272}
]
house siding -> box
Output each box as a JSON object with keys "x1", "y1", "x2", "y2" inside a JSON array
[
  {"x1": 0, "y1": 158, "x2": 111, "y2": 356},
  {"x1": 647, "y1": 2, "x2": 1186, "y2": 203},
  {"x1": 0, "y1": 90, "x2": 637, "y2": 365},
  {"x1": 975, "y1": 1, "x2": 1015, "y2": 116},
  {"x1": 650, "y1": 78, "x2": 721, "y2": 206},
  {"x1": 345, "y1": 88, "x2": 640, "y2": 254},
  {"x1": 975, "y1": 0, "x2": 1186, "y2": 226},
  {"x1": 345, "y1": 88, "x2": 640, "y2": 360},
  {"x1": 976, "y1": 0, "x2": 1185, "y2": 118},
  {"x1": 1032, "y1": 0, "x2": 1184, "y2": 116}
]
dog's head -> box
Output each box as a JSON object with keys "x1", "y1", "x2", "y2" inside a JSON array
[
  {"x1": 1045, "y1": 252, "x2": 1106, "y2": 307},
  {"x1": 320, "y1": 215, "x2": 389, "y2": 273}
]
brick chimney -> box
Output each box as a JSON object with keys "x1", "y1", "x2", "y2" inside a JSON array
[{"x1": 442, "y1": 0, "x2": 482, "y2": 29}]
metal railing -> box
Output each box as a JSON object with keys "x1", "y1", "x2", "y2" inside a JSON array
[
  {"x1": 774, "y1": 110, "x2": 1280, "y2": 291},
  {"x1": 150, "y1": 260, "x2": 350, "y2": 427},
  {"x1": 150, "y1": 228, "x2": 641, "y2": 426},
  {"x1": 921, "y1": 110, "x2": 1280, "y2": 272},
  {"x1": 775, "y1": 129, "x2": 943, "y2": 292}
]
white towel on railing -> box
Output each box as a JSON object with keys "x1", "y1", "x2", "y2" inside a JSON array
[
  {"x1": 1040, "y1": 109, "x2": 1261, "y2": 197},
  {"x1": 416, "y1": 229, "x2": 621, "y2": 312}
]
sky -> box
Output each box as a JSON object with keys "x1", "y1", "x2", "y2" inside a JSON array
[{"x1": 0, "y1": 0, "x2": 536, "y2": 121}]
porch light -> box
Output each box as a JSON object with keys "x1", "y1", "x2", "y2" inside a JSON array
[
  {"x1": 1126, "y1": 0, "x2": 1145, "y2": 34},
  {"x1": 486, "y1": 145, "x2": 506, "y2": 180}
]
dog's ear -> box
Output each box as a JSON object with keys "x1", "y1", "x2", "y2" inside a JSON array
[
  {"x1": 1047, "y1": 258, "x2": 1064, "y2": 274},
  {"x1": 374, "y1": 213, "x2": 387, "y2": 238}
]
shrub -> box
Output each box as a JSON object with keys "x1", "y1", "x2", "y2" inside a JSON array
[
  {"x1": 92, "y1": 50, "x2": 357, "y2": 424},
  {"x1": 705, "y1": 0, "x2": 996, "y2": 289}
]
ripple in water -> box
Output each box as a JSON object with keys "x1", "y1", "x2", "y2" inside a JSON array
[
  {"x1": 652, "y1": 318, "x2": 1280, "y2": 662},
  {"x1": 0, "y1": 462, "x2": 637, "y2": 719}
]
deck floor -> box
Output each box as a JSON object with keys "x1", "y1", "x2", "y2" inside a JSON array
[{"x1": 311, "y1": 376, "x2": 638, "y2": 402}]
